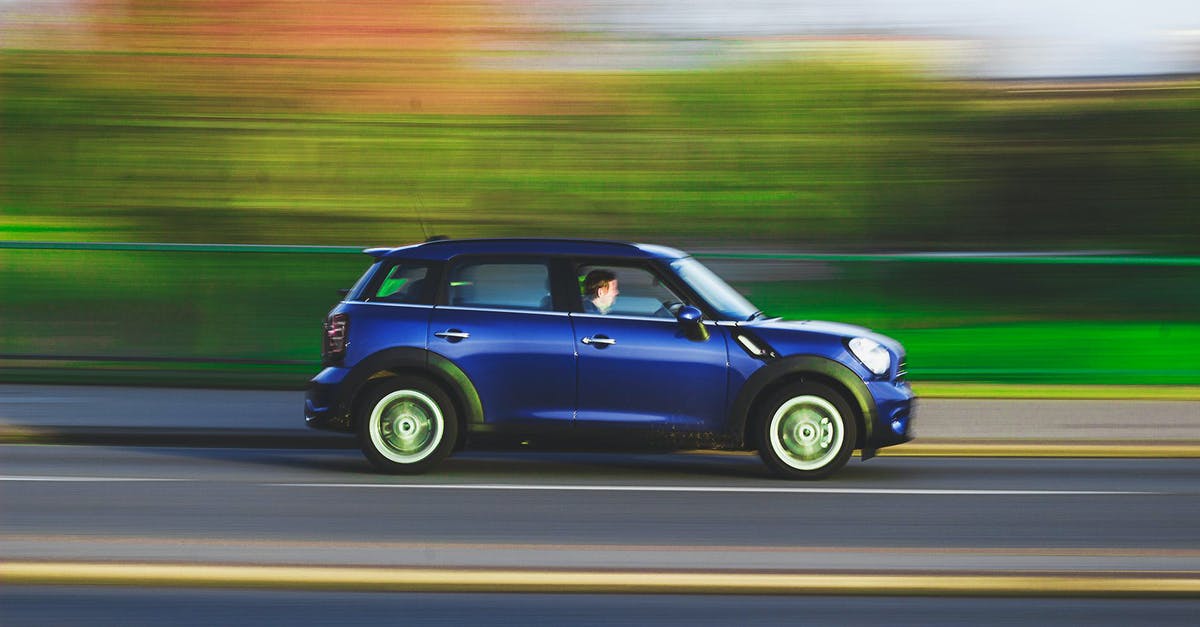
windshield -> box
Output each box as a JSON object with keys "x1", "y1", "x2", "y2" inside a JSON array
[{"x1": 669, "y1": 257, "x2": 760, "y2": 321}]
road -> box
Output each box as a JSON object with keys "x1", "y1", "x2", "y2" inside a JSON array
[
  {"x1": 3, "y1": 446, "x2": 1199, "y2": 624},
  {"x1": 2, "y1": 385, "x2": 1198, "y2": 624}
]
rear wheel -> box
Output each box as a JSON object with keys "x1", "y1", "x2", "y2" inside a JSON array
[
  {"x1": 357, "y1": 377, "x2": 458, "y2": 474},
  {"x1": 756, "y1": 382, "x2": 857, "y2": 480}
]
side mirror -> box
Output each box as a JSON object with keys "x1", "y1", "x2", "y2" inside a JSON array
[
  {"x1": 338, "y1": 288, "x2": 351, "y2": 298},
  {"x1": 675, "y1": 305, "x2": 709, "y2": 342}
]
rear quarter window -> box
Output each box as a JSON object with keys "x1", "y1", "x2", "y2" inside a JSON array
[{"x1": 365, "y1": 262, "x2": 434, "y2": 305}]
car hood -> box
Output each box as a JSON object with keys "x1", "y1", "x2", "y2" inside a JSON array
[{"x1": 747, "y1": 319, "x2": 905, "y2": 357}]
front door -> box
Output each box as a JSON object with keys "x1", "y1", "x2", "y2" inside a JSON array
[{"x1": 571, "y1": 264, "x2": 730, "y2": 431}]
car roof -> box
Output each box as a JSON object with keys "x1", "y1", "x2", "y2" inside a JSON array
[{"x1": 364, "y1": 238, "x2": 688, "y2": 262}]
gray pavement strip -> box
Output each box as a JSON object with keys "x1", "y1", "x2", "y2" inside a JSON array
[
  {"x1": 2, "y1": 384, "x2": 1198, "y2": 450},
  {"x1": 3, "y1": 537, "x2": 1198, "y2": 574}
]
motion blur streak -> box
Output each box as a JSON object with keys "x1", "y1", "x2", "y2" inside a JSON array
[
  {"x1": 2, "y1": 1, "x2": 1198, "y2": 252},
  {"x1": 2, "y1": 5, "x2": 1198, "y2": 383}
]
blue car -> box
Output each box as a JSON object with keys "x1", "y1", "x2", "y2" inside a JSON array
[{"x1": 305, "y1": 238, "x2": 914, "y2": 479}]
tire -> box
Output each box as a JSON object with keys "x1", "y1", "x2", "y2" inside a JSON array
[
  {"x1": 356, "y1": 377, "x2": 458, "y2": 474},
  {"x1": 756, "y1": 382, "x2": 858, "y2": 480}
]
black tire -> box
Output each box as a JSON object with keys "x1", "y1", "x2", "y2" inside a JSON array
[
  {"x1": 356, "y1": 377, "x2": 458, "y2": 474},
  {"x1": 756, "y1": 381, "x2": 858, "y2": 480}
]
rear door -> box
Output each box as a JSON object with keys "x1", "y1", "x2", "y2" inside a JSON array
[{"x1": 428, "y1": 258, "x2": 576, "y2": 426}]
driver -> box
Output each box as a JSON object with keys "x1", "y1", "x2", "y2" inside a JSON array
[{"x1": 582, "y1": 269, "x2": 619, "y2": 315}]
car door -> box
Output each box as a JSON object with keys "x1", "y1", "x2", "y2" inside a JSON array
[
  {"x1": 428, "y1": 258, "x2": 576, "y2": 425},
  {"x1": 571, "y1": 263, "x2": 731, "y2": 432}
]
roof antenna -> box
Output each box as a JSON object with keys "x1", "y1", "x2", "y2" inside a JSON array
[{"x1": 412, "y1": 189, "x2": 448, "y2": 242}]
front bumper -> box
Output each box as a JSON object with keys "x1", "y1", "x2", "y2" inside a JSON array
[{"x1": 864, "y1": 379, "x2": 916, "y2": 452}]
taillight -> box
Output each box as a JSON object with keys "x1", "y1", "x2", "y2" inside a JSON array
[{"x1": 322, "y1": 313, "x2": 348, "y2": 364}]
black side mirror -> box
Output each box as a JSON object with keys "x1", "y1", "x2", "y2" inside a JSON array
[
  {"x1": 338, "y1": 288, "x2": 351, "y2": 298},
  {"x1": 675, "y1": 305, "x2": 709, "y2": 342}
]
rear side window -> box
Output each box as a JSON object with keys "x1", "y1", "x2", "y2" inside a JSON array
[
  {"x1": 370, "y1": 262, "x2": 433, "y2": 305},
  {"x1": 447, "y1": 261, "x2": 552, "y2": 311}
]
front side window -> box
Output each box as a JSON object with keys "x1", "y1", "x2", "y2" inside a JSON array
[
  {"x1": 576, "y1": 264, "x2": 685, "y2": 319},
  {"x1": 447, "y1": 261, "x2": 552, "y2": 311}
]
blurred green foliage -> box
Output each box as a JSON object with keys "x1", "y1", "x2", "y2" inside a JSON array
[
  {"x1": 3, "y1": 40, "x2": 1199, "y2": 387},
  {"x1": 4, "y1": 52, "x2": 1198, "y2": 252}
]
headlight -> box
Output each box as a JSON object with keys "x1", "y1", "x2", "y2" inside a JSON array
[{"x1": 849, "y1": 337, "x2": 891, "y2": 376}]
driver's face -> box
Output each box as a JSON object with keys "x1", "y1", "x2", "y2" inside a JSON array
[{"x1": 595, "y1": 279, "x2": 619, "y2": 310}]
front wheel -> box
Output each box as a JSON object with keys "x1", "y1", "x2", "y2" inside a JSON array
[
  {"x1": 356, "y1": 377, "x2": 458, "y2": 474},
  {"x1": 756, "y1": 382, "x2": 857, "y2": 480}
]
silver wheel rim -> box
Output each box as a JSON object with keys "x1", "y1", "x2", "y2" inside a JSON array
[
  {"x1": 769, "y1": 395, "x2": 845, "y2": 471},
  {"x1": 368, "y1": 389, "x2": 443, "y2": 464}
]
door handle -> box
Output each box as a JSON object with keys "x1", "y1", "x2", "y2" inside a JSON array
[
  {"x1": 581, "y1": 335, "x2": 616, "y2": 347},
  {"x1": 435, "y1": 329, "x2": 470, "y2": 342}
]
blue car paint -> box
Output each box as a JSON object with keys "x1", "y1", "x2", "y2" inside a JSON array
[
  {"x1": 429, "y1": 307, "x2": 576, "y2": 425},
  {"x1": 571, "y1": 313, "x2": 730, "y2": 431},
  {"x1": 305, "y1": 238, "x2": 915, "y2": 458}
]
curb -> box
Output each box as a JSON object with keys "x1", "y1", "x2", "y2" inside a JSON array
[
  {"x1": 0, "y1": 427, "x2": 355, "y2": 449},
  {"x1": 3, "y1": 562, "x2": 1198, "y2": 598}
]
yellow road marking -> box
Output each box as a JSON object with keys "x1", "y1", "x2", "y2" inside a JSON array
[
  {"x1": 2, "y1": 562, "x2": 1198, "y2": 597},
  {"x1": 879, "y1": 442, "x2": 1200, "y2": 458}
]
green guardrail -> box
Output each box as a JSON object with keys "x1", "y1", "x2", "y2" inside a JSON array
[{"x1": 2, "y1": 241, "x2": 1198, "y2": 388}]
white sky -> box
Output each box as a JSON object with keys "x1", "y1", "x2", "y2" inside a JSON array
[
  {"x1": 529, "y1": 0, "x2": 1200, "y2": 77},
  {"x1": 2, "y1": 0, "x2": 1199, "y2": 76}
]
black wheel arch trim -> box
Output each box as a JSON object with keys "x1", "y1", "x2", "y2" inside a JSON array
[
  {"x1": 335, "y1": 347, "x2": 484, "y2": 429},
  {"x1": 728, "y1": 355, "x2": 877, "y2": 455}
]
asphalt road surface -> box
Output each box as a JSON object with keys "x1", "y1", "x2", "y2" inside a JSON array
[
  {"x1": 5, "y1": 587, "x2": 1198, "y2": 627},
  {"x1": 2, "y1": 384, "x2": 1198, "y2": 624},
  {"x1": 3, "y1": 445, "x2": 1197, "y2": 567},
  {"x1": 2, "y1": 446, "x2": 1199, "y2": 624}
]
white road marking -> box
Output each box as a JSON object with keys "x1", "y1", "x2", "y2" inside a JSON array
[{"x1": 270, "y1": 482, "x2": 1155, "y2": 496}]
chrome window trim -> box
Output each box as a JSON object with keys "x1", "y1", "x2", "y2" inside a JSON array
[
  {"x1": 571, "y1": 312, "x2": 720, "y2": 326},
  {"x1": 570, "y1": 312, "x2": 678, "y2": 324},
  {"x1": 357, "y1": 301, "x2": 435, "y2": 310},
  {"x1": 434, "y1": 305, "x2": 570, "y2": 317}
]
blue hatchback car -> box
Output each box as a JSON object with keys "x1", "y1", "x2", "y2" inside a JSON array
[{"x1": 305, "y1": 238, "x2": 914, "y2": 479}]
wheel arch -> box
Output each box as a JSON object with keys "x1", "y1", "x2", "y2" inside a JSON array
[
  {"x1": 730, "y1": 355, "x2": 876, "y2": 452},
  {"x1": 338, "y1": 348, "x2": 484, "y2": 442}
]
